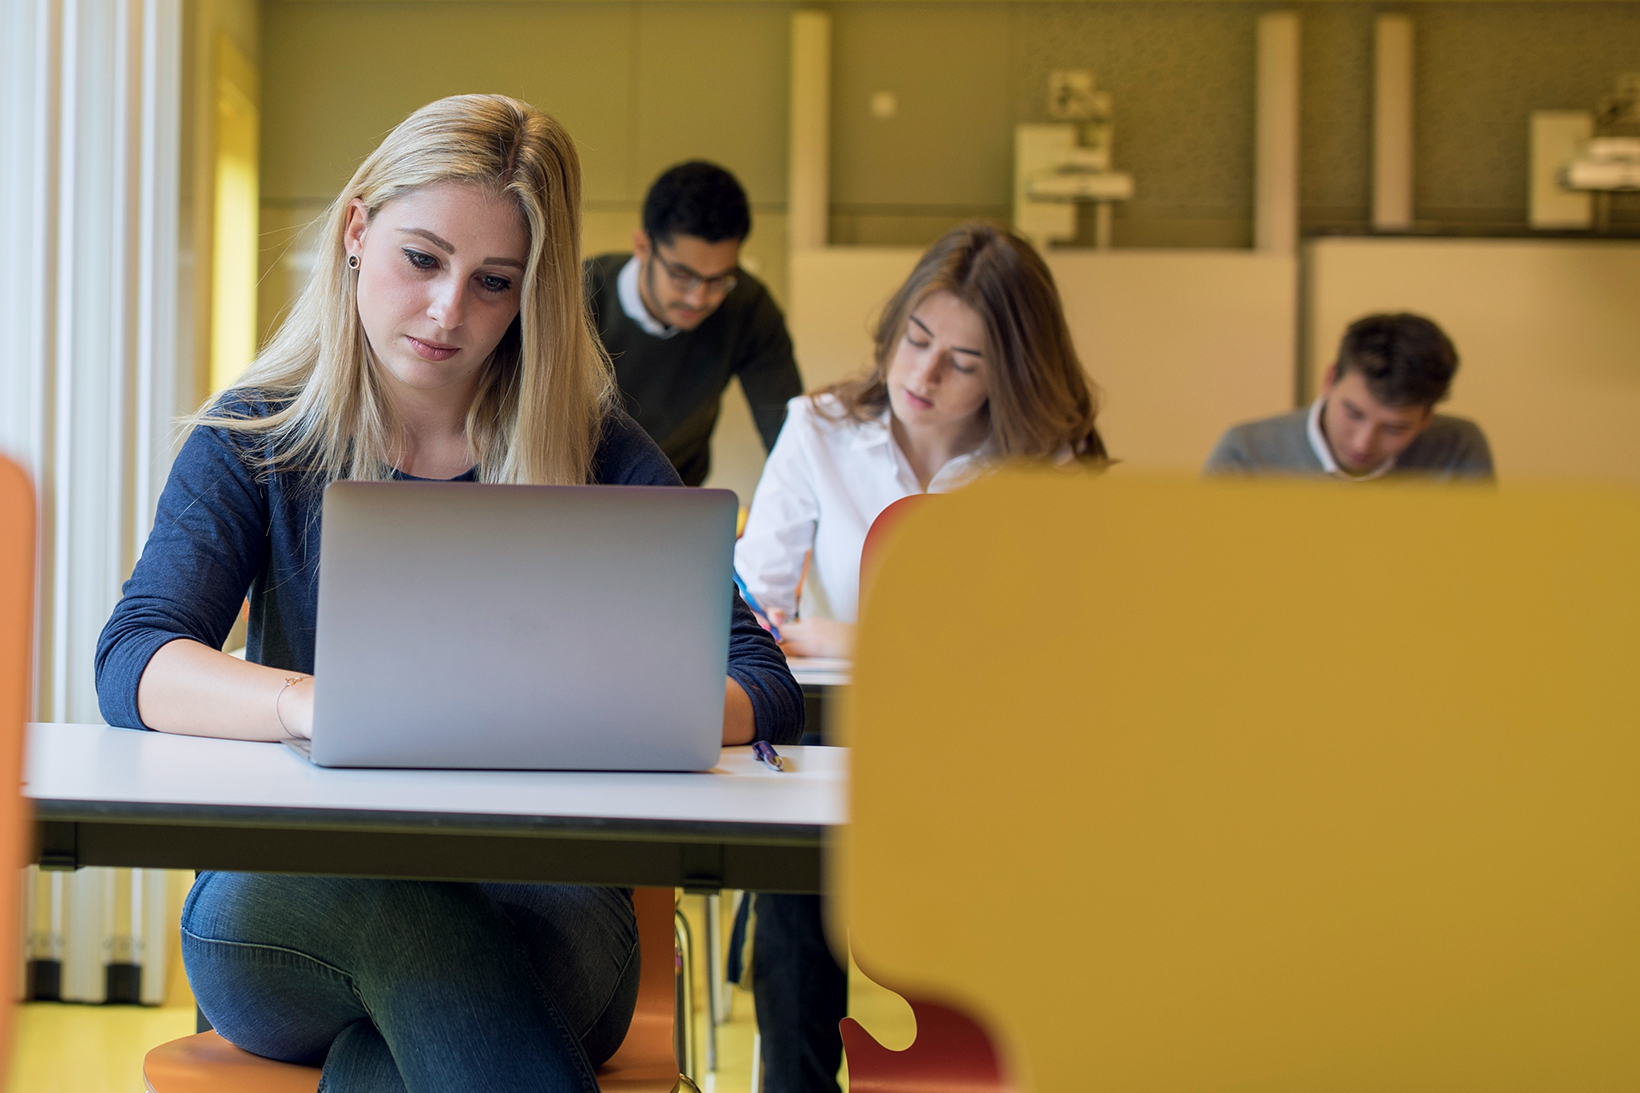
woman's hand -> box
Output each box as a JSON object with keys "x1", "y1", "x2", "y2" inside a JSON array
[{"x1": 769, "y1": 611, "x2": 856, "y2": 659}]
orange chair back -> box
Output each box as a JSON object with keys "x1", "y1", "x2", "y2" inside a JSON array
[
  {"x1": 858, "y1": 495, "x2": 929, "y2": 611},
  {"x1": 143, "y1": 887, "x2": 682, "y2": 1092},
  {"x1": 0, "y1": 457, "x2": 35, "y2": 1070},
  {"x1": 841, "y1": 997, "x2": 1008, "y2": 1093}
]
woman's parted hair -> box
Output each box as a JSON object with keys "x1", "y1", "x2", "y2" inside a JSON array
[
  {"x1": 819, "y1": 224, "x2": 1107, "y2": 464},
  {"x1": 194, "y1": 94, "x2": 614, "y2": 486}
]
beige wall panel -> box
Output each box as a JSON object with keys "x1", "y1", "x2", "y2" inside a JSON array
[
  {"x1": 1372, "y1": 14, "x2": 1414, "y2": 231},
  {"x1": 1307, "y1": 238, "x2": 1640, "y2": 484},
  {"x1": 582, "y1": 207, "x2": 643, "y2": 263},
  {"x1": 790, "y1": 247, "x2": 1295, "y2": 473},
  {"x1": 790, "y1": 247, "x2": 922, "y2": 391},
  {"x1": 260, "y1": 3, "x2": 635, "y2": 203},
  {"x1": 789, "y1": 9, "x2": 831, "y2": 251},
  {"x1": 1052, "y1": 251, "x2": 1296, "y2": 470},
  {"x1": 1254, "y1": 11, "x2": 1299, "y2": 255}
]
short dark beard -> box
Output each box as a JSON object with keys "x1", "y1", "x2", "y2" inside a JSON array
[{"x1": 638, "y1": 255, "x2": 671, "y2": 328}]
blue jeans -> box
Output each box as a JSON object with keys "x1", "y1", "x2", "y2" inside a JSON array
[
  {"x1": 752, "y1": 893, "x2": 847, "y2": 1093},
  {"x1": 181, "y1": 872, "x2": 640, "y2": 1093}
]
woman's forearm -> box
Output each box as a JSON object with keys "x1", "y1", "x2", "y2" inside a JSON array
[
  {"x1": 145, "y1": 642, "x2": 754, "y2": 747},
  {"x1": 137, "y1": 638, "x2": 312, "y2": 740}
]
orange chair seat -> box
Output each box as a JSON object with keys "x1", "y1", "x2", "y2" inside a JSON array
[
  {"x1": 143, "y1": 1032, "x2": 682, "y2": 1093},
  {"x1": 145, "y1": 888, "x2": 683, "y2": 1093},
  {"x1": 143, "y1": 1032, "x2": 319, "y2": 1093}
]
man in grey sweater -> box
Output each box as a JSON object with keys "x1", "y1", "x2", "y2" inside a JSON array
[{"x1": 1205, "y1": 313, "x2": 1494, "y2": 481}]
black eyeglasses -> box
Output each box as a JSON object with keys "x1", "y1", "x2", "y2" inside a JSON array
[{"x1": 649, "y1": 242, "x2": 738, "y2": 297}]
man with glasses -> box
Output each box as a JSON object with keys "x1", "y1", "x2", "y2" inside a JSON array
[{"x1": 586, "y1": 161, "x2": 803, "y2": 486}]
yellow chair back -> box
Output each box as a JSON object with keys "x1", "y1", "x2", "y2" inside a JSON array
[{"x1": 840, "y1": 471, "x2": 1640, "y2": 1092}]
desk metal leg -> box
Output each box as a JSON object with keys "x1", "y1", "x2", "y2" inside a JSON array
[
  {"x1": 674, "y1": 908, "x2": 697, "y2": 1085},
  {"x1": 706, "y1": 892, "x2": 725, "y2": 1074}
]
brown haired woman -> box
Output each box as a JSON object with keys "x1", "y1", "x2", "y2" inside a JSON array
[
  {"x1": 735, "y1": 222, "x2": 1107, "y2": 660},
  {"x1": 732, "y1": 223, "x2": 1107, "y2": 1092}
]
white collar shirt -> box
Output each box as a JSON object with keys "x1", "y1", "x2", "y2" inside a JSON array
[
  {"x1": 734, "y1": 394, "x2": 993, "y2": 625},
  {"x1": 617, "y1": 255, "x2": 679, "y2": 340},
  {"x1": 1307, "y1": 396, "x2": 1395, "y2": 481}
]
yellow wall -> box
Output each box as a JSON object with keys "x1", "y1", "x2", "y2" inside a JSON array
[
  {"x1": 211, "y1": 33, "x2": 259, "y2": 394},
  {"x1": 257, "y1": 0, "x2": 795, "y2": 334},
  {"x1": 250, "y1": 2, "x2": 1640, "y2": 493},
  {"x1": 180, "y1": 0, "x2": 260, "y2": 407},
  {"x1": 257, "y1": 2, "x2": 1640, "y2": 277}
]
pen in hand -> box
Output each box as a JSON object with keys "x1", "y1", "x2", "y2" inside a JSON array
[{"x1": 732, "y1": 570, "x2": 783, "y2": 643}]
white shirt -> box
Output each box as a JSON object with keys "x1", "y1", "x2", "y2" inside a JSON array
[
  {"x1": 1307, "y1": 397, "x2": 1394, "y2": 481},
  {"x1": 734, "y1": 394, "x2": 992, "y2": 624},
  {"x1": 616, "y1": 256, "x2": 679, "y2": 340}
]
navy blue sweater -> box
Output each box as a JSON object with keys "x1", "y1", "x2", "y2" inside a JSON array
[{"x1": 95, "y1": 396, "x2": 803, "y2": 744}]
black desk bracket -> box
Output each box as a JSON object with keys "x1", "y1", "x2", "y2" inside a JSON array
[
  {"x1": 37, "y1": 821, "x2": 79, "y2": 871},
  {"x1": 681, "y1": 843, "x2": 725, "y2": 893}
]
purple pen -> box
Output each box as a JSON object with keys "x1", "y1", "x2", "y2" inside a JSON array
[{"x1": 752, "y1": 740, "x2": 785, "y2": 772}]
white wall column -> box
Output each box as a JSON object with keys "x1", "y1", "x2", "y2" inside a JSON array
[
  {"x1": 1373, "y1": 14, "x2": 1415, "y2": 231},
  {"x1": 1255, "y1": 11, "x2": 1300, "y2": 255},
  {"x1": 788, "y1": 10, "x2": 831, "y2": 252}
]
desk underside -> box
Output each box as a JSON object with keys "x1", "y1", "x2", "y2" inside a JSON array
[{"x1": 34, "y1": 802, "x2": 824, "y2": 893}]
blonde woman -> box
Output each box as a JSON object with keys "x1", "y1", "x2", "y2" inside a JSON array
[
  {"x1": 95, "y1": 95, "x2": 801, "y2": 1090},
  {"x1": 734, "y1": 223, "x2": 1106, "y2": 1093}
]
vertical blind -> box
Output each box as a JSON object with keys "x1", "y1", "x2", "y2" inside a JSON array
[{"x1": 0, "y1": 0, "x2": 186, "y2": 1005}]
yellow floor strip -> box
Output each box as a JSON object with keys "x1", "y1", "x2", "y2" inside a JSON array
[{"x1": 6, "y1": 1002, "x2": 197, "y2": 1093}]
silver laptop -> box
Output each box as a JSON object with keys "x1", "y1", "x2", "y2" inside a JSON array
[{"x1": 291, "y1": 480, "x2": 736, "y2": 771}]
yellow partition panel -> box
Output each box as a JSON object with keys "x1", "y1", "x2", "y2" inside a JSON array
[{"x1": 839, "y1": 471, "x2": 1640, "y2": 1092}]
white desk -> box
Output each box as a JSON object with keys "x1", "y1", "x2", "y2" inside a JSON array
[
  {"x1": 26, "y1": 723, "x2": 846, "y2": 893},
  {"x1": 785, "y1": 657, "x2": 852, "y2": 689}
]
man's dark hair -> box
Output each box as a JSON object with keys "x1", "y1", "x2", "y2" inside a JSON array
[
  {"x1": 1333, "y1": 313, "x2": 1459, "y2": 408},
  {"x1": 642, "y1": 161, "x2": 751, "y2": 245}
]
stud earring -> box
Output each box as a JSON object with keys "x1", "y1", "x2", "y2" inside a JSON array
[{"x1": 347, "y1": 254, "x2": 360, "y2": 270}]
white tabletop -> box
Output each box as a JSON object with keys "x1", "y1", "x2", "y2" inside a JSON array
[
  {"x1": 786, "y1": 657, "x2": 852, "y2": 688},
  {"x1": 26, "y1": 722, "x2": 847, "y2": 832}
]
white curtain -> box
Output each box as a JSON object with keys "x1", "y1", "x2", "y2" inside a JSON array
[{"x1": 0, "y1": 0, "x2": 186, "y2": 1005}]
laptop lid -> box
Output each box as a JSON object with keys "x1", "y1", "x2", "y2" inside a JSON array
[{"x1": 309, "y1": 481, "x2": 736, "y2": 771}]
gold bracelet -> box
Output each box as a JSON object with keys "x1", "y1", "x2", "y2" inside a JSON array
[{"x1": 275, "y1": 675, "x2": 307, "y2": 739}]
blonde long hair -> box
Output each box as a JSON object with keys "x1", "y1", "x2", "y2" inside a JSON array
[
  {"x1": 821, "y1": 224, "x2": 1107, "y2": 463},
  {"x1": 194, "y1": 94, "x2": 613, "y2": 485}
]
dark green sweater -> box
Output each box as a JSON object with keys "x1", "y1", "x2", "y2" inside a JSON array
[{"x1": 585, "y1": 253, "x2": 803, "y2": 487}]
